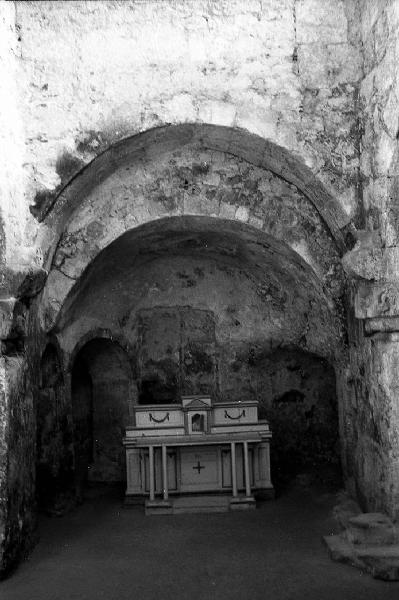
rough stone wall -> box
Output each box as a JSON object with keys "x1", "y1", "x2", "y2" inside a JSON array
[
  {"x1": 59, "y1": 254, "x2": 341, "y2": 364},
  {"x1": 341, "y1": 0, "x2": 399, "y2": 518},
  {"x1": 36, "y1": 344, "x2": 74, "y2": 514},
  {"x1": 360, "y1": 0, "x2": 399, "y2": 243},
  {"x1": 136, "y1": 307, "x2": 217, "y2": 403},
  {"x1": 14, "y1": 0, "x2": 362, "y2": 246},
  {"x1": 0, "y1": 357, "x2": 35, "y2": 577},
  {"x1": 0, "y1": 2, "x2": 38, "y2": 290},
  {"x1": 0, "y1": 0, "x2": 381, "y2": 577},
  {"x1": 0, "y1": 3, "x2": 40, "y2": 576},
  {"x1": 257, "y1": 349, "x2": 339, "y2": 486}
]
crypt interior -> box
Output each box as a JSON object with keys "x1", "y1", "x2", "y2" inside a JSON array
[{"x1": 1, "y1": 0, "x2": 399, "y2": 594}]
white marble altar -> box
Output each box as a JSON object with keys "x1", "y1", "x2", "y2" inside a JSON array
[{"x1": 124, "y1": 396, "x2": 273, "y2": 513}]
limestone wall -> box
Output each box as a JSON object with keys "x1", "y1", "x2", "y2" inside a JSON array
[
  {"x1": 14, "y1": 0, "x2": 362, "y2": 253},
  {"x1": 0, "y1": 0, "x2": 387, "y2": 578},
  {"x1": 0, "y1": 2, "x2": 35, "y2": 291},
  {"x1": 360, "y1": 0, "x2": 399, "y2": 243},
  {"x1": 342, "y1": 0, "x2": 399, "y2": 518},
  {"x1": 0, "y1": 3, "x2": 36, "y2": 577}
]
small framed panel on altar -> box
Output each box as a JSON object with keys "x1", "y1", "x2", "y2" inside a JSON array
[
  {"x1": 182, "y1": 395, "x2": 212, "y2": 435},
  {"x1": 188, "y1": 411, "x2": 207, "y2": 434}
]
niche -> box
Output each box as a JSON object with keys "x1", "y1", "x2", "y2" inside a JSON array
[
  {"x1": 71, "y1": 337, "x2": 132, "y2": 488},
  {"x1": 191, "y1": 413, "x2": 205, "y2": 433}
]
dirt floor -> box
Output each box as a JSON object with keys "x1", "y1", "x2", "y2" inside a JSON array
[{"x1": 2, "y1": 483, "x2": 399, "y2": 600}]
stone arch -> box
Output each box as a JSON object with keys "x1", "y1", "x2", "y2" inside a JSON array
[
  {"x1": 39, "y1": 126, "x2": 351, "y2": 331},
  {"x1": 34, "y1": 125, "x2": 352, "y2": 492},
  {"x1": 38, "y1": 124, "x2": 355, "y2": 261},
  {"x1": 68, "y1": 328, "x2": 134, "y2": 373},
  {"x1": 57, "y1": 214, "x2": 344, "y2": 490},
  {"x1": 53, "y1": 216, "x2": 344, "y2": 363}
]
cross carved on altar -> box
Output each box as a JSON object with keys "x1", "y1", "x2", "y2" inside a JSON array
[{"x1": 192, "y1": 460, "x2": 205, "y2": 474}]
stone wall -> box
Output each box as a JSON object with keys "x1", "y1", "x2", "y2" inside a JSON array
[
  {"x1": 136, "y1": 307, "x2": 217, "y2": 403},
  {"x1": 0, "y1": 2, "x2": 38, "y2": 290},
  {"x1": 341, "y1": 0, "x2": 399, "y2": 518},
  {"x1": 58, "y1": 242, "x2": 342, "y2": 358},
  {"x1": 4, "y1": 0, "x2": 398, "y2": 578},
  {"x1": 0, "y1": 2, "x2": 41, "y2": 576},
  {"x1": 258, "y1": 349, "x2": 339, "y2": 486},
  {"x1": 36, "y1": 344, "x2": 74, "y2": 514},
  {"x1": 13, "y1": 0, "x2": 362, "y2": 251},
  {"x1": 360, "y1": 0, "x2": 399, "y2": 243},
  {"x1": 43, "y1": 143, "x2": 346, "y2": 333}
]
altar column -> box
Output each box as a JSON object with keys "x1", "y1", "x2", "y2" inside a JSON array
[
  {"x1": 231, "y1": 442, "x2": 238, "y2": 498},
  {"x1": 149, "y1": 445, "x2": 155, "y2": 501},
  {"x1": 243, "y1": 441, "x2": 251, "y2": 498},
  {"x1": 161, "y1": 444, "x2": 168, "y2": 502}
]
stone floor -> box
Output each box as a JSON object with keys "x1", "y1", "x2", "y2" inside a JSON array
[{"x1": 2, "y1": 484, "x2": 399, "y2": 600}]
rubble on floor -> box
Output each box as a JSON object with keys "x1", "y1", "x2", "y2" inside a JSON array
[{"x1": 324, "y1": 493, "x2": 399, "y2": 581}]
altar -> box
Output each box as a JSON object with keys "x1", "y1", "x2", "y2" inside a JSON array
[{"x1": 123, "y1": 396, "x2": 273, "y2": 514}]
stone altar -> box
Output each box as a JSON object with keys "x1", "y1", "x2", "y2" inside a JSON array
[{"x1": 124, "y1": 395, "x2": 273, "y2": 514}]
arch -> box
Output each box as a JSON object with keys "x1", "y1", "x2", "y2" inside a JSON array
[
  {"x1": 51, "y1": 216, "x2": 345, "y2": 363},
  {"x1": 38, "y1": 124, "x2": 355, "y2": 265},
  {"x1": 43, "y1": 200, "x2": 346, "y2": 334},
  {"x1": 68, "y1": 328, "x2": 134, "y2": 374}
]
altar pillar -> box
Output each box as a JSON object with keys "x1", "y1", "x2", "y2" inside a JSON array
[
  {"x1": 149, "y1": 445, "x2": 155, "y2": 501},
  {"x1": 162, "y1": 444, "x2": 168, "y2": 502},
  {"x1": 258, "y1": 442, "x2": 271, "y2": 486},
  {"x1": 231, "y1": 442, "x2": 238, "y2": 498},
  {"x1": 243, "y1": 441, "x2": 251, "y2": 498}
]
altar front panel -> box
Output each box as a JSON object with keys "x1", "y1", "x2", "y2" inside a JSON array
[
  {"x1": 126, "y1": 444, "x2": 263, "y2": 496},
  {"x1": 179, "y1": 447, "x2": 220, "y2": 492}
]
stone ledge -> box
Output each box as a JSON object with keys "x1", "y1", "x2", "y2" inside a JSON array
[
  {"x1": 364, "y1": 317, "x2": 399, "y2": 335},
  {"x1": 324, "y1": 534, "x2": 399, "y2": 581},
  {"x1": 325, "y1": 495, "x2": 399, "y2": 581},
  {"x1": 354, "y1": 281, "x2": 399, "y2": 320}
]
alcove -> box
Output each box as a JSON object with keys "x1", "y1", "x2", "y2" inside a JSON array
[{"x1": 71, "y1": 337, "x2": 132, "y2": 492}]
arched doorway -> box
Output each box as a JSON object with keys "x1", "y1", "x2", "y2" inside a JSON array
[
  {"x1": 36, "y1": 124, "x2": 351, "y2": 503},
  {"x1": 71, "y1": 337, "x2": 132, "y2": 499},
  {"x1": 56, "y1": 215, "x2": 343, "y2": 494}
]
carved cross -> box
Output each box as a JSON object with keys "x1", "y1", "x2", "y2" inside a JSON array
[{"x1": 193, "y1": 460, "x2": 205, "y2": 474}]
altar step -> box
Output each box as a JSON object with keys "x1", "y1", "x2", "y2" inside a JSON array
[
  {"x1": 145, "y1": 495, "x2": 256, "y2": 515},
  {"x1": 172, "y1": 495, "x2": 230, "y2": 514}
]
